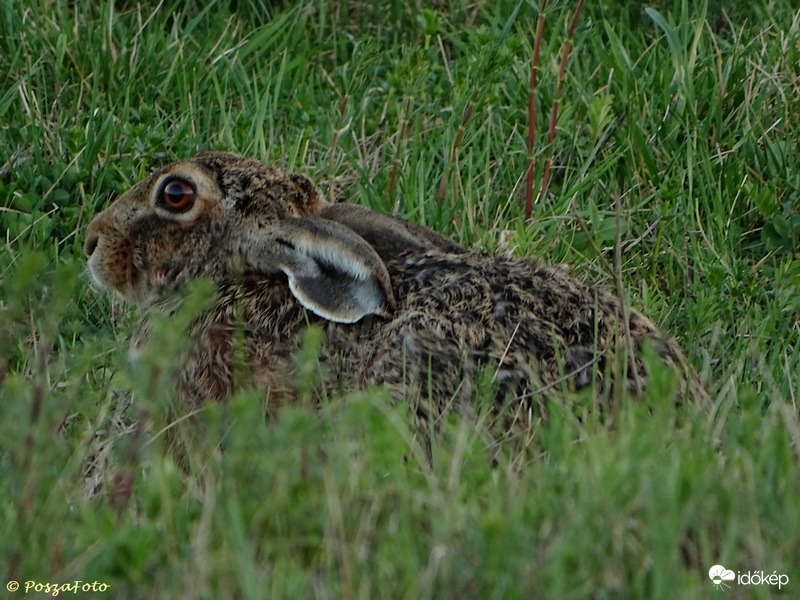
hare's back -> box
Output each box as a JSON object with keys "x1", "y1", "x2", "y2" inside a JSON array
[{"x1": 353, "y1": 251, "x2": 690, "y2": 403}]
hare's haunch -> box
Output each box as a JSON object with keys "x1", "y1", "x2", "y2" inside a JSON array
[{"x1": 85, "y1": 152, "x2": 704, "y2": 418}]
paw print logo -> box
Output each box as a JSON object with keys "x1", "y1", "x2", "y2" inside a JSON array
[{"x1": 709, "y1": 564, "x2": 735, "y2": 591}]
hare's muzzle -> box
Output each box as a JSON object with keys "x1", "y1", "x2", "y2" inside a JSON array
[
  {"x1": 84, "y1": 210, "x2": 111, "y2": 258},
  {"x1": 84, "y1": 228, "x2": 99, "y2": 257},
  {"x1": 84, "y1": 220, "x2": 107, "y2": 290},
  {"x1": 84, "y1": 213, "x2": 127, "y2": 295}
]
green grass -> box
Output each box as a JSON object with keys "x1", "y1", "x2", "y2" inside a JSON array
[{"x1": 2, "y1": 0, "x2": 800, "y2": 597}]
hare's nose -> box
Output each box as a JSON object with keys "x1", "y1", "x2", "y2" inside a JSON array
[{"x1": 84, "y1": 223, "x2": 100, "y2": 257}]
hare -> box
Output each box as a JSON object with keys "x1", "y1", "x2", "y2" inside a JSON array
[{"x1": 85, "y1": 152, "x2": 705, "y2": 429}]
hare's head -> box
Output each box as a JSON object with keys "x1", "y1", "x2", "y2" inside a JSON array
[{"x1": 85, "y1": 152, "x2": 394, "y2": 322}]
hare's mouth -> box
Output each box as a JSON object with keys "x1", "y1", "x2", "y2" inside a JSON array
[
  {"x1": 86, "y1": 253, "x2": 112, "y2": 290},
  {"x1": 87, "y1": 252, "x2": 148, "y2": 305}
]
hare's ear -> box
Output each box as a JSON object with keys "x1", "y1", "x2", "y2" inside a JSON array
[
  {"x1": 319, "y1": 203, "x2": 465, "y2": 257},
  {"x1": 243, "y1": 217, "x2": 396, "y2": 323}
]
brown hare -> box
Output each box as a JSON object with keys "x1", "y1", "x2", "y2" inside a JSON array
[{"x1": 85, "y1": 152, "x2": 704, "y2": 428}]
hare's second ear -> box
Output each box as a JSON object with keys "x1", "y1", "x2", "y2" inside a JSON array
[
  {"x1": 319, "y1": 204, "x2": 466, "y2": 256},
  {"x1": 243, "y1": 217, "x2": 396, "y2": 323}
]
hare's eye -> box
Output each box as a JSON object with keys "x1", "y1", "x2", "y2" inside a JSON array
[{"x1": 160, "y1": 179, "x2": 195, "y2": 212}]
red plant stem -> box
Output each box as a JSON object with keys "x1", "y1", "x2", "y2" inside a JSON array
[
  {"x1": 525, "y1": 0, "x2": 548, "y2": 223},
  {"x1": 567, "y1": 0, "x2": 585, "y2": 38},
  {"x1": 329, "y1": 96, "x2": 349, "y2": 202},
  {"x1": 538, "y1": 0, "x2": 584, "y2": 205}
]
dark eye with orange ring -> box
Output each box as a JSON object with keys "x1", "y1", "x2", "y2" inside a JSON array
[{"x1": 159, "y1": 178, "x2": 195, "y2": 212}]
